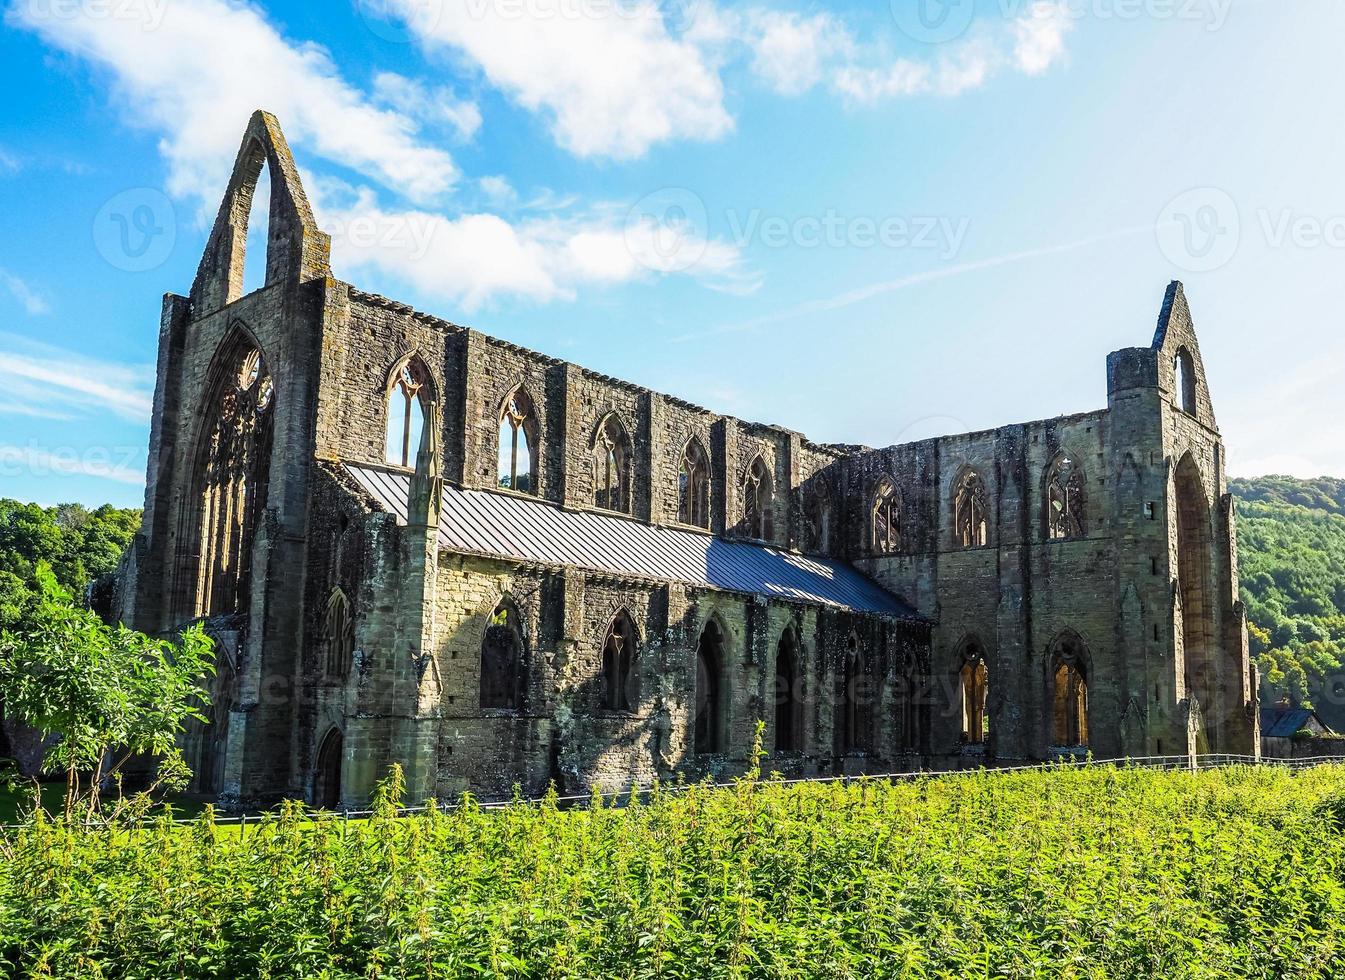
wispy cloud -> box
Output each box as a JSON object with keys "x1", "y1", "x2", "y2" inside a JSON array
[
  {"x1": 8, "y1": 0, "x2": 458, "y2": 204},
  {"x1": 0, "y1": 148, "x2": 19, "y2": 174},
  {"x1": 0, "y1": 269, "x2": 50, "y2": 315},
  {"x1": 677, "y1": 225, "x2": 1150, "y2": 341},
  {"x1": 0, "y1": 333, "x2": 153, "y2": 421}
]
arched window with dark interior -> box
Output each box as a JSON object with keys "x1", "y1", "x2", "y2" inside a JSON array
[
  {"x1": 896, "y1": 651, "x2": 925, "y2": 753},
  {"x1": 958, "y1": 638, "x2": 989, "y2": 745},
  {"x1": 385, "y1": 356, "x2": 432, "y2": 468},
  {"x1": 774, "y1": 627, "x2": 804, "y2": 753},
  {"x1": 592, "y1": 414, "x2": 632, "y2": 513},
  {"x1": 1049, "y1": 632, "x2": 1089, "y2": 748},
  {"x1": 1173, "y1": 347, "x2": 1196, "y2": 414},
  {"x1": 953, "y1": 469, "x2": 989, "y2": 548},
  {"x1": 481, "y1": 598, "x2": 525, "y2": 710},
  {"x1": 839, "y1": 631, "x2": 873, "y2": 754},
  {"x1": 678, "y1": 438, "x2": 711, "y2": 529},
  {"x1": 184, "y1": 334, "x2": 275, "y2": 620},
  {"x1": 695, "y1": 619, "x2": 727, "y2": 754},
  {"x1": 742, "y1": 455, "x2": 773, "y2": 540},
  {"x1": 601, "y1": 609, "x2": 639, "y2": 712},
  {"x1": 323, "y1": 587, "x2": 354, "y2": 680},
  {"x1": 803, "y1": 478, "x2": 832, "y2": 553},
  {"x1": 1044, "y1": 454, "x2": 1086, "y2": 540},
  {"x1": 498, "y1": 386, "x2": 539, "y2": 493},
  {"x1": 872, "y1": 480, "x2": 901, "y2": 554},
  {"x1": 313, "y1": 727, "x2": 343, "y2": 810}
]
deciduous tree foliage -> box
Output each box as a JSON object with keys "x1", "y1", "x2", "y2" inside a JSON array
[{"x1": 1231, "y1": 477, "x2": 1345, "y2": 704}]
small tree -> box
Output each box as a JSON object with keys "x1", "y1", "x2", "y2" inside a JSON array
[{"x1": 0, "y1": 566, "x2": 213, "y2": 820}]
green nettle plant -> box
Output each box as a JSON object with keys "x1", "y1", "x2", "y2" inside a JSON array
[{"x1": 0, "y1": 566, "x2": 212, "y2": 821}]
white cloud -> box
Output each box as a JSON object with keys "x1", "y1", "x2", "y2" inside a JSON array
[
  {"x1": 829, "y1": 4, "x2": 1071, "y2": 104},
  {"x1": 372, "y1": 71, "x2": 482, "y2": 141},
  {"x1": 1014, "y1": 0, "x2": 1072, "y2": 76},
  {"x1": 384, "y1": 0, "x2": 732, "y2": 159},
  {"x1": 8, "y1": 0, "x2": 458, "y2": 203},
  {"x1": 0, "y1": 269, "x2": 50, "y2": 315},
  {"x1": 311, "y1": 182, "x2": 756, "y2": 311},
  {"x1": 478, "y1": 175, "x2": 516, "y2": 204},
  {"x1": 744, "y1": 10, "x2": 851, "y2": 96},
  {"x1": 0, "y1": 148, "x2": 19, "y2": 174},
  {"x1": 0, "y1": 333, "x2": 153, "y2": 421}
]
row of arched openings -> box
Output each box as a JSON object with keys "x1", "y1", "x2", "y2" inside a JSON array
[
  {"x1": 867, "y1": 455, "x2": 1087, "y2": 556},
  {"x1": 956, "y1": 634, "x2": 1089, "y2": 748}
]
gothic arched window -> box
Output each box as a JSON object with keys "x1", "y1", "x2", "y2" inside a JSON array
[
  {"x1": 481, "y1": 598, "x2": 525, "y2": 710},
  {"x1": 774, "y1": 628, "x2": 803, "y2": 753},
  {"x1": 803, "y1": 478, "x2": 832, "y2": 553},
  {"x1": 601, "y1": 609, "x2": 639, "y2": 712},
  {"x1": 954, "y1": 469, "x2": 989, "y2": 548},
  {"x1": 958, "y1": 639, "x2": 989, "y2": 745},
  {"x1": 592, "y1": 414, "x2": 631, "y2": 513},
  {"x1": 1049, "y1": 634, "x2": 1089, "y2": 747},
  {"x1": 498, "y1": 386, "x2": 539, "y2": 494},
  {"x1": 695, "y1": 619, "x2": 727, "y2": 754},
  {"x1": 385, "y1": 358, "x2": 431, "y2": 468},
  {"x1": 323, "y1": 587, "x2": 354, "y2": 679},
  {"x1": 678, "y1": 438, "x2": 711, "y2": 529},
  {"x1": 1173, "y1": 347, "x2": 1196, "y2": 414},
  {"x1": 872, "y1": 480, "x2": 901, "y2": 554},
  {"x1": 1045, "y1": 454, "x2": 1086, "y2": 540},
  {"x1": 742, "y1": 455, "x2": 773, "y2": 540},
  {"x1": 186, "y1": 336, "x2": 275, "y2": 619},
  {"x1": 839, "y1": 632, "x2": 873, "y2": 754}
]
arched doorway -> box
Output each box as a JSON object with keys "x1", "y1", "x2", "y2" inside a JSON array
[
  {"x1": 1047, "y1": 633, "x2": 1089, "y2": 749},
  {"x1": 774, "y1": 628, "x2": 803, "y2": 753},
  {"x1": 314, "y1": 728, "x2": 343, "y2": 810},
  {"x1": 695, "y1": 620, "x2": 726, "y2": 755},
  {"x1": 1174, "y1": 454, "x2": 1216, "y2": 749}
]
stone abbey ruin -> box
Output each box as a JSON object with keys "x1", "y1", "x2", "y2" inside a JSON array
[{"x1": 111, "y1": 112, "x2": 1258, "y2": 808}]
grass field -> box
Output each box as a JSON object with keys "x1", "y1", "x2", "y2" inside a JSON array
[{"x1": 3, "y1": 763, "x2": 1344, "y2": 979}]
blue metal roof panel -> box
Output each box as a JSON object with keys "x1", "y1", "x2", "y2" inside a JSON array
[{"x1": 345, "y1": 464, "x2": 920, "y2": 619}]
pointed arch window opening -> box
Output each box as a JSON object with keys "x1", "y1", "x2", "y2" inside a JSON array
[
  {"x1": 481, "y1": 599, "x2": 525, "y2": 710},
  {"x1": 601, "y1": 610, "x2": 639, "y2": 712},
  {"x1": 774, "y1": 629, "x2": 804, "y2": 753},
  {"x1": 695, "y1": 620, "x2": 726, "y2": 755},
  {"x1": 1173, "y1": 348, "x2": 1197, "y2": 414},
  {"x1": 1050, "y1": 640, "x2": 1089, "y2": 748},
  {"x1": 241, "y1": 159, "x2": 272, "y2": 297},
  {"x1": 188, "y1": 342, "x2": 275, "y2": 620},
  {"x1": 593, "y1": 415, "x2": 631, "y2": 513},
  {"x1": 954, "y1": 470, "x2": 989, "y2": 548},
  {"x1": 678, "y1": 440, "x2": 711, "y2": 529},
  {"x1": 872, "y1": 481, "x2": 901, "y2": 554},
  {"x1": 742, "y1": 456, "x2": 774, "y2": 541},
  {"x1": 498, "y1": 388, "x2": 538, "y2": 494},
  {"x1": 323, "y1": 587, "x2": 355, "y2": 680},
  {"x1": 803, "y1": 482, "x2": 832, "y2": 553},
  {"x1": 959, "y1": 643, "x2": 989, "y2": 745},
  {"x1": 840, "y1": 631, "x2": 874, "y2": 754},
  {"x1": 385, "y1": 360, "x2": 430, "y2": 469},
  {"x1": 1046, "y1": 455, "x2": 1086, "y2": 540}
]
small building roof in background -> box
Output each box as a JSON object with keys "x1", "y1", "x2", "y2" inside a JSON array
[
  {"x1": 346, "y1": 463, "x2": 922, "y2": 620},
  {"x1": 1261, "y1": 704, "x2": 1331, "y2": 738}
]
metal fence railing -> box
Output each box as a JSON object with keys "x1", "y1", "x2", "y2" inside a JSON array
[{"x1": 5, "y1": 751, "x2": 1338, "y2": 831}]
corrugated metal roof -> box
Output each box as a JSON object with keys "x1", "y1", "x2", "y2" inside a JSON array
[
  {"x1": 1261, "y1": 706, "x2": 1326, "y2": 738},
  {"x1": 345, "y1": 463, "x2": 921, "y2": 619}
]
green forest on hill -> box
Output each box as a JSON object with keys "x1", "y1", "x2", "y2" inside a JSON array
[
  {"x1": 2, "y1": 476, "x2": 1344, "y2": 706},
  {"x1": 1229, "y1": 477, "x2": 1345, "y2": 704}
]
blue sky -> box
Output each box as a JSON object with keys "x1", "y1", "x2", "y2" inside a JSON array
[{"x1": 1, "y1": 0, "x2": 1342, "y2": 508}]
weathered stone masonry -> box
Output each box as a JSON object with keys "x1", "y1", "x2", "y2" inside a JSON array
[{"x1": 113, "y1": 112, "x2": 1258, "y2": 808}]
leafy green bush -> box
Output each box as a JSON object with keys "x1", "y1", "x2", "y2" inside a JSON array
[{"x1": 2, "y1": 762, "x2": 1345, "y2": 979}]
